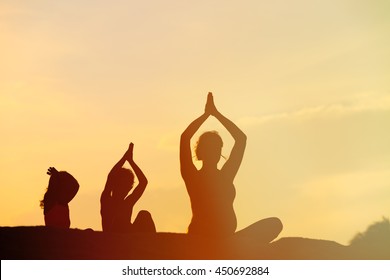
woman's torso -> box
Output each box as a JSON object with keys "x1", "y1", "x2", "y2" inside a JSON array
[{"x1": 186, "y1": 169, "x2": 237, "y2": 237}]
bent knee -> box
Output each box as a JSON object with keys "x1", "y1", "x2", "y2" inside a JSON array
[
  {"x1": 270, "y1": 217, "x2": 283, "y2": 233},
  {"x1": 134, "y1": 210, "x2": 156, "y2": 233},
  {"x1": 137, "y1": 210, "x2": 152, "y2": 219}
]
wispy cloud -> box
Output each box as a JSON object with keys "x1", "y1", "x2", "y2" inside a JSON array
[{"x1": 238, "y1": 92, "x2": 390, "y2": 127}]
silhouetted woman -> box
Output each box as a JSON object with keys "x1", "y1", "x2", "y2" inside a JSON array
[
  {"x1": 100, "y1": 143, "x2": 156, "y2": 234},
  {"x1": 180, "y1": 93, "x2": 246, "y2": 237},
  {"x1": 181, "y1": 93, "x2": 282, "y2": 241},
  {"x1": 40, "y1": 167, "x2": 79, "y2": 229}
]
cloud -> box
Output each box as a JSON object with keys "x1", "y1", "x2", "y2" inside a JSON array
[{"x1": 238, "y1": 92, "x2": 390, "y2": 127}]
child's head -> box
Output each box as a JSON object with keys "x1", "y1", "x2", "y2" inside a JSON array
[
  {"x1": 109, "y1": 167, "x2": 135, "y2": 200},
  {"x1": 41, "y1": 168, "x2": 79, "y2": 211}
]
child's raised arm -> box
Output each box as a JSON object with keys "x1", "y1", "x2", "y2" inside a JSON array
[
  {"x1": 101, "y1": 146, "x2": 129, "y2": 202},
  {"x1": 126, "y1": 143, "x2": 148, "y2": 204}
]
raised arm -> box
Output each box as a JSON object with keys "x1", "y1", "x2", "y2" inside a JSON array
[
  {"x1": 100, "y1": 146, "x2": 129, "y2": 203},
  {"x1": 208, "y1": 93, "x2": 247, "y2": 180},
  {"x1": 180, "y1": 109, "x2": 210, "y2": 180},
  {"x1": 126, "y1": 143, "x2": 148, "y2": 204}
]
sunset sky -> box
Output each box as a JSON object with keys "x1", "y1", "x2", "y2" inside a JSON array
[{"x1": 1, "y1": 0, "x2": 389, "y2": 245}]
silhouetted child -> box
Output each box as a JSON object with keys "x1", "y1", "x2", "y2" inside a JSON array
[
  {"x1": 40, "y1": 167, "x2": 79, "y2": 229},
  {"x1": 100, "y1": 143, "x2": 156, "y2": 234}
]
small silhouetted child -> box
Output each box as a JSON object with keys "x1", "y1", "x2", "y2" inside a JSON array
[
  {"x1": 40, "y1": 167, "x2": 79, "y2": 228},
  {"x1": 100, "y1": 142, "x2": 155, "y2": 234}
]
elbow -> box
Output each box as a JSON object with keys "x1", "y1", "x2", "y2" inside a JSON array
[
  {"x1": 180, "y1": 134, "x2": 191, "y2": 148},
  {"x1": 237, "y1": 132, "x2": 247, "y2": 144},
  {"x1": 139, "y1": 177, "x2": 148, "y2": 188},
  {"x1": 180, "y1": 132, "x2": 189, "y2": 142}
]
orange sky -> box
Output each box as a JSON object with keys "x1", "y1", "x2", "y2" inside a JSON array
[{"x1": 1, "y1": 0, "x2": 389, "y2": 245}]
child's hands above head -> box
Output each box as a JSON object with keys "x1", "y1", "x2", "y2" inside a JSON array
[
  {"x1": 125, "y1": 142, "x2": 134, "y2": 162},
  {"x1": 47, "y1": 167, "x2": 59, "y2": 176}
]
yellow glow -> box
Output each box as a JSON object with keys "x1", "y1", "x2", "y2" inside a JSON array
[{"x1": 1, "y1": 0, "x2": 389, "y2": 245}]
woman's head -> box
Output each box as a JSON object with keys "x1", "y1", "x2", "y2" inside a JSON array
[
  {"x1": 109, "y1": 168, "x2": 135, "y2": 199},
  {"x1": 195, "y1": 131, "x2": 223, "y2": 164}
]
